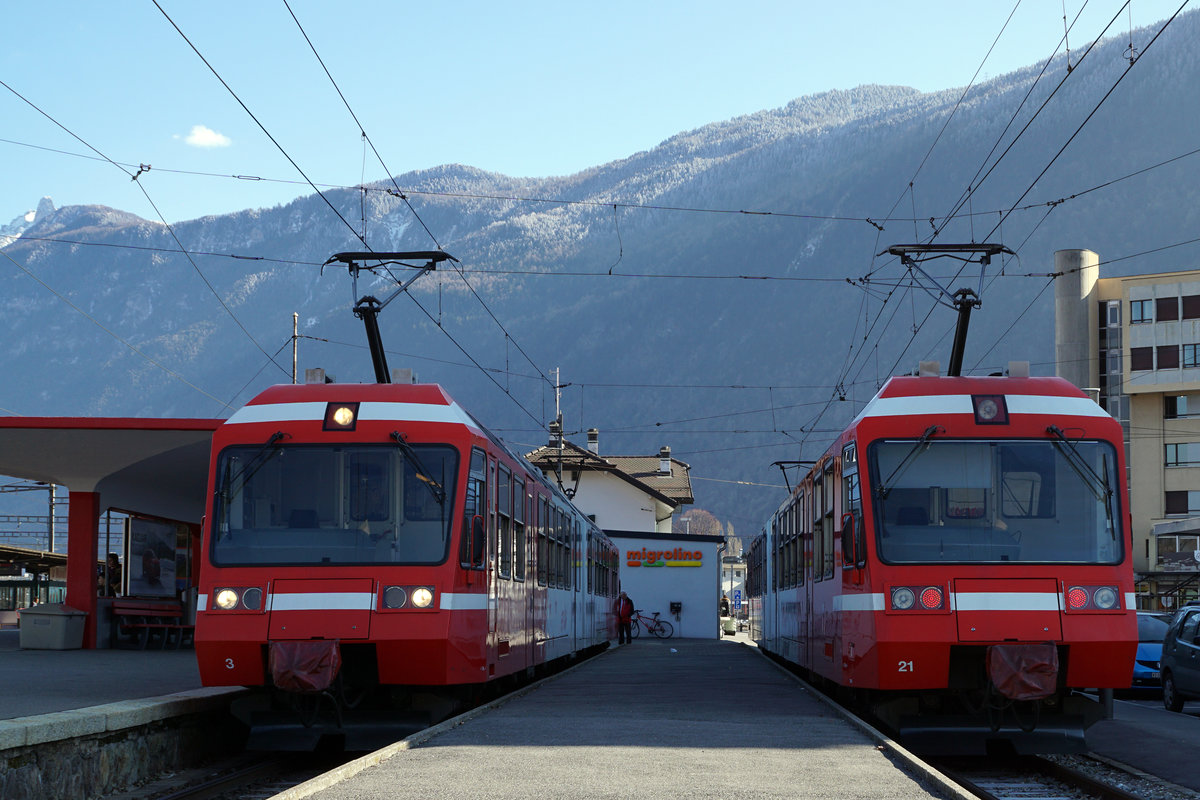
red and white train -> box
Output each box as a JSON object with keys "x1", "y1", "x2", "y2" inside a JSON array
[
  {"x1": 194, "y1": 382, "x2": 619, "y2": 749},
  {"x1": 747, "y1": 370, "x2": 1137, "y2": 755}
]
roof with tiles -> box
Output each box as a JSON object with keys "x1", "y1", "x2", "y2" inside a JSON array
[{"x1": 525, "y1": 437, "x2": 694, "y2": 508}]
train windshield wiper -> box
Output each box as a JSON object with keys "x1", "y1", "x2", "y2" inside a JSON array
[
  {"x1": 219, "y1": 431, "x2": 286, "y2": 500},
  {"x1": 876, "y1": 425, "x2": 942, "y2": 499},
  {"x1": 1046, "y1": 426, "x2": 1111, "y2": 502},
  {"x1": 390, "y1": 431, "x2": 447, "y2": 507},
  {"x1": 1046, "y1": 425, "x2": 1117, "y2": 539}
]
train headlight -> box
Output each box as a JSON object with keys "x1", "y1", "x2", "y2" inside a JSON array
[
  {"x1": 383, "y1": 586, "x2": 407, "y2": 609},
  {"x1": 1067, "y1": 586, "x2": 1090, "y2": 610},
  {"x1": 892, "y1": 587, "x2": 916, "y2": 610},
  {"x1": 411, "y1": 587, "x2": 434, "y2": 608},
  {"x1": 214, "y1": 589, "x2": 239, "y2": 610},
  {"x1": 323, "y1": 402, "x2": 360, "y2": 431},
  {"x1": 1092, "y1": 586, "x2": 1118, "y2": 609},
  {"x1": 971, "y1": 394, "x2": 1009, "y2": 425}
]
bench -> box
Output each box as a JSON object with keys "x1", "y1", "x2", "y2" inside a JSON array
[{"x1": 110, "y1": 599, "x2": 193, "y2": 650}]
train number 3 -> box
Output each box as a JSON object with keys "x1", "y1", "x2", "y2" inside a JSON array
[
  {"x1": 224, "y1": 658, "x2": 235, "y2": 670},
  {"x1": 897, "y1": 660, "x2": 914, "y2": 672}
]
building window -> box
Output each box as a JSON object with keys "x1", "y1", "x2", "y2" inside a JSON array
[
  {"x1": 1107, "y1": 350, "x2": 1122, "y2": 375},
  {"x1": 1131, "y1": 346, "x2": 1154, "y2": 371},
  {"x1": 1131, "y1": 299, "x2": 1153, "y2": 323},
  {"x1": 1158, "y1": 535, "x2": 1200, "y2": 569},
  {"x1": 1166, "y1": 395, "x2": 1195, "y2": 419},
  {"x1": 1166, "y1": 443, "x2": 1200, "y2": 467},
  {"x1": 1184, "y1": 295, "x2": 1200, "y2": 320},
  {"x1": 1159, "y1": 345, "x2": 1181, "y2": 369},
  {"x1": 1158, "y1": 296, "x2": 1180, "y2": 321},
  {"x1": 1165, "y1": 490, "x2": 1200, "y2": 515},
  {"x1": 1186, "y1": 344, "x2": 1200, "y2": 368},
  {"x1": 1107, "y1": 300, "x2": 1122, "y2": 326}
]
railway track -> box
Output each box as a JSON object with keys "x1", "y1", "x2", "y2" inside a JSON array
[
  {"x1": 103, "y1": 754, "x2": 349, "y2": 800},
  {"x1": 935, "y1": 754, "x2": 1189, "y2": 800}
]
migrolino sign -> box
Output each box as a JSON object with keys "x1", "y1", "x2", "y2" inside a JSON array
[{"x1": 627, "y1": 547, "x2": 702, "y2": 568}]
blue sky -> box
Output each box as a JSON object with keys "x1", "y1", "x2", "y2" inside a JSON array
[{"x1": 1, "y1": 1, "x2": 1188, "y2": 224}]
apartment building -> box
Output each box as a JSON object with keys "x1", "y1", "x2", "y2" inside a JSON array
[{"x1": 1055, "y1": 249, "x2": 1200, "y2": 610}]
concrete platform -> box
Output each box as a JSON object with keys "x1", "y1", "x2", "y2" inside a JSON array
[
  {"x1": 282, "y1": 635, "x2": 959, "y2": 800},
  {"x1": 0, "y1": 627, "x2": 206, "y2": 720}
]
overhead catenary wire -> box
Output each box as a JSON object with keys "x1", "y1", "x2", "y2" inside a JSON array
[
  {"x1": 1, "y1": 247, "x2": 235, "y2": 412},
  {"x1": 280, "y1": 0, "x2": 557, "y2": 402},
  {"x1": 152, "y1": 0, "x2": 367, "y2": 250},
  {"x1": 0, "y1": 77, "x2": 291, "y2": 387}
]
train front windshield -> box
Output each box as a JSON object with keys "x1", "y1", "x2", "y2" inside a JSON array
[
  {"x1": 869, "y1": 438, "x2": 1121, "y2": 564},
  {"x1": 211, "y1": 444, "x2": 457, "y2": 566}
]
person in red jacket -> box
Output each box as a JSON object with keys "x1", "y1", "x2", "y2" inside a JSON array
[{"x1": 616, "y1": 591, "x2": 635, "y2": 644}]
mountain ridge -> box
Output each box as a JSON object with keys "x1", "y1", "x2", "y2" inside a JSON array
[{"x1": 3, "y1": 12, "x2": 1199, "y2": 533}]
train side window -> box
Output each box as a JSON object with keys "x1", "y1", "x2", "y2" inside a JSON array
[
  {"x1": 497, "y1": 465, "x2": 512, "y2": 579},
  {"x1": 822, "y1": 464, "x2": 835, "y2": 579},
  {"x1": 812, "y1": 475, "x2": 825, "y2": 582},
  {"x1": 488, "y1": 458, "x2": 498, "y2": 566},
  {"x1": 841, "y1": 447, "x2": 864, "y2": 570},
  {"x1": 771, "y1": 516, "x2": 780, "y2": 592},
  {"x1": 460, "y1": 448, "x2": 487, "y2": 568},
  {"x1": 513, "y1": 479, "x2": 526, "y2": 581},
  {"x1": 795, "y1": 494, "x2": 804, "y2": 587},
  {"x1": 537, "y1": 497, "x2": 549, "y2": 586}
]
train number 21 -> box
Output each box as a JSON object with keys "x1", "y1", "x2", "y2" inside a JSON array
[{"x1": 897, "y1": 660, "x2": 914, "y2": 672}]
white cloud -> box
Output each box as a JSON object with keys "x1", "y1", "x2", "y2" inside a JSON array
[{"x1": 184, "y1": 124, "x2": 231, "y2": 148}]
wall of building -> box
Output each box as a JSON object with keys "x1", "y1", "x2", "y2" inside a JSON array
[
  {"x1": 1055, "y1": 252, "x2": 1200, "y2": 606},
  {"x1": 609, "y1": 532, "x2": 724, "y2": 639},
  {"x1": 571, "y1": 474, "x2": 663, "y2": 533}
]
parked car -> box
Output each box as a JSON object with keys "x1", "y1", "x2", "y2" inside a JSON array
[
  {"x1": 1160, "y1": 606, "x2": 1200, "y2": 711},
  {"x1": 1132, "y1": 611, "x2": 1173, "y2": 688}
]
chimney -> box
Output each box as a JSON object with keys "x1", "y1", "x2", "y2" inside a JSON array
[
  {"x1": 587, "y1": 428, "x2": 599, "y2": 454},
  {"x1": 659, "y1": 446, "x2": 671, "y2": 475},
  {"x1": 549, "y1": 420, "x2": 563, "y2": 448}
]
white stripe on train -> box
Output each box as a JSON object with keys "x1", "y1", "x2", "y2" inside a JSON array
[
  {"x1": 197, "y1": 591, "x2": 489, "y2": 612},
  {"x1": 224, "y1": 400, "x2": 482, "y2": 432},
  {"x1": 831, "y1": 591, "x2": 1135, "y2": 612},
  {"x1": 853, "y1": 393, "x2": 1110, "y2": 423}
]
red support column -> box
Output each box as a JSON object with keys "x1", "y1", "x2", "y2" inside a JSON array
[{"x1": 65, "y1": 490, "x2": 101, "y2": 649}]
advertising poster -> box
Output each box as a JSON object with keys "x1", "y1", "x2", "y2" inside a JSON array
[{"x1": 127, "y1": 518, "x2": 179, "y2": 598}]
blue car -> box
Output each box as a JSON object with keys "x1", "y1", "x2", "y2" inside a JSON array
[{"x1": 1133, "y1": 611, "x2": 1173, "y2": 688}]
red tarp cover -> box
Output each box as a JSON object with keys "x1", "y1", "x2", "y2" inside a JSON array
[
  {"x1": 987, "y1": 642, "x2": 1059, "y2": 701},
  {"x1": 269, "y1": 640, "x2": 341, "y2": 693}
]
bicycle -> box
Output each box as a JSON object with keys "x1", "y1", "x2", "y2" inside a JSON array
[{"x1": 630, "y1": 609, "x2": 674, "y2": 639}]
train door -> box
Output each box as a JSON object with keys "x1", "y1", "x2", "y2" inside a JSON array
[
  {"x1": 804, "y1": 478, "x2": 816, "y2": 672},
  {"x1": 496, "y1": 463, "x2": 515, "y2": 671},
  {"x1": 487, "y1": 457, "x2": 498, "y2": 671},
  {"x1": 514, "y1": 477, "x2": 529, "y2": 671}
]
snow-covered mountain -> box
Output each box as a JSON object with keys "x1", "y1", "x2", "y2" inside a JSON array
[{"x1": 3, "y1": 11, "x2": 1198, "y2": 531}]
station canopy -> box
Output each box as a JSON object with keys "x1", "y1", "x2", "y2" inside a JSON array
[{"x1": 0, "y1": 417, "x2": 223, "y2": 524}]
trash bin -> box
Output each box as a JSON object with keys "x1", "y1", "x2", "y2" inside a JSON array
[{"x1": 19, "y1": 604, "x2": 87, "y2": 650}]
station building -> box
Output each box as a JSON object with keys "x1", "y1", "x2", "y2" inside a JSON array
[
  {"x1": 526, "y1": 428, "x2": 725, "y2": 637},
  {"x1": 1054, "y1": 248, "x2": 1200, "y2": 609}
]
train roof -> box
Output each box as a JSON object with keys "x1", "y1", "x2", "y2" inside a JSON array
[
  {"x1": 849, "y1": 374, "x2": 1114, "y2": 434},
  {"x1": 230, "y1": 383, "x2": 594, "y2": 522},
  {"x1": 874, "y1": 374, "x2": 1088, "y2": 398}
]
